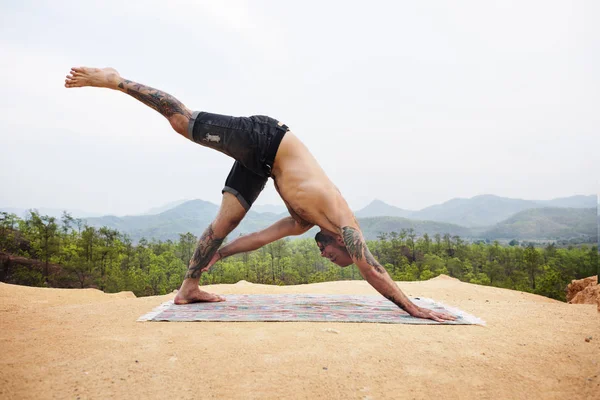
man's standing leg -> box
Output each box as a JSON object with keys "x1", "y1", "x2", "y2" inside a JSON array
[{"x1": 175, "y1": 192, "x2": 247, "y2": 304}]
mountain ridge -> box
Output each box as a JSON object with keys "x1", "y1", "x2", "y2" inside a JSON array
[
  {"x1": 4, "y1": 194, "x2": 596, "y2": 242},
  {"x1": 80, "y1": 195, "x2": 597, "y2": 242},
  {"x1": 4, "y1": 194, "x2": 594, "y2": 221}
]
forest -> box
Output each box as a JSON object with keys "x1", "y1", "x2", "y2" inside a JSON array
[{"x1": 1, "y1": 210, "x2": 597, "y2": 302}]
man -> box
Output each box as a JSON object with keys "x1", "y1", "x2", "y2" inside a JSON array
[{"x1": 65, "y1": 66, "x2": 455, "y2": 322}]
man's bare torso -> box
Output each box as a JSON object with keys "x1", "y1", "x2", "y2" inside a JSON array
[{"x1": 271, "y1": 132, "x2": 353, "y2": 233}]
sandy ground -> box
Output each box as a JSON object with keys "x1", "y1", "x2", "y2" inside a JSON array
[{"x1": 1, "y1": 276, "x2": 598, "y2": 400}]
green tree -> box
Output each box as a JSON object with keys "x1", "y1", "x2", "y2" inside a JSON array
[
  {"x1": 177, "y1": 232, "x2": 196, "y2": 265},
  {"x1": 0, "y1": 212, "x2": 19, "y2": 253},
  {"x1": 523, "y1": 244, "x2": 542, "y2": 290},
  {"x1": 25, "y1": 211, "x2": 60, "y2": 283}
]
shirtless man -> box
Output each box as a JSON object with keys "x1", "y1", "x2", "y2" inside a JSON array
[{"x1": 65, "y1": 67, "x2": 455, "y2": 322}]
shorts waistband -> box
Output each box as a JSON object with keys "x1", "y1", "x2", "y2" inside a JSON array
[{"x1": 263, "y1": 123, "x2": 288, "y2": 177}]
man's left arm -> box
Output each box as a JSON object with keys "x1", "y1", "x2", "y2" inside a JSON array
[{"x1": 338, "y1": 222, "x2": 456, "y2": 322}]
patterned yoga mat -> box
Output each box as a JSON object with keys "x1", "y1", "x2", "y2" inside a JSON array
[{"x1": 138, "y1": 294, "x2": 485, "y2": 325}]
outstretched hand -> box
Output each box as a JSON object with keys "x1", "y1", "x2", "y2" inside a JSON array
[
  {"x1": 200, "y1": 252, "x2": 222, "y2": 273},
  {"x1": 409, "y1": 306, "x2": 457, "y2": 323}
]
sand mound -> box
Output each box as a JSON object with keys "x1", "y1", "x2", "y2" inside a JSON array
[
  {"x1": 107, "y1": 291, "x2": 137, "y2": 299},
  {"x1": 1, "y1": 280, "x2": 598, "y2": 399},
  {"x1": 0, "y1": 282, "x2": 136, "y2": 310},
  {"x1": 428, "y1": 274, "x2": 460, "y2": 282},
  {"x1": 567, "y1": 276, "x2": 598, "y2": 305}
]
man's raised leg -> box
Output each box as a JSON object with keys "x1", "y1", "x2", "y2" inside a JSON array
[
  {"x1": 64, "y1": 66, "x2": 191, "y2": 138},
  {"x1": 174, "y1": 192, "x2": 247, "y2": 304}
]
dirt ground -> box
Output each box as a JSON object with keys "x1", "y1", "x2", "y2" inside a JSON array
[{"x1": 1, "y1": 276, "x2": 598, "y2": 400}]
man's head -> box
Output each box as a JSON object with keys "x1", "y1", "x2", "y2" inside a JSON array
[{"x1": 314, "y1": 229, "x2": 354, "y2": 267}]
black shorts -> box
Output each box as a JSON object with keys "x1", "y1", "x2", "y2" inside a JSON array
[{"x1": 187, "y1": 111, "x2": 289, "y2": 210}]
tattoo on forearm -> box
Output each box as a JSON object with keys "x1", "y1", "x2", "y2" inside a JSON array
[
  {"x1": 342, "y1": 226, "x2": 385, "y2": 274},
  {"x1": 385, "y1": 295, "x2": 409, "y2": 312},
  {"x1": 185, "y1": 224, "x2": 224, "y2": 279},
  {"x1": 365, "y1": 247, "x2": 385, "y2": 274},
  {"x1": 118, "y1": 79, "x2": 192, "y2": 120}
]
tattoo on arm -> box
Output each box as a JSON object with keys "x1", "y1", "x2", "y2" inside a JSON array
[
  {"x1": 117, "y1": 79, "x2": 192, "y2": 120},
  {"x1": 185, "y1": 224, "x2": 224, "y2": 279},
  {"x1": 385, "y1": 295, "x2": 409, "y2": 312},
  {"x1": 342, "y1": 226, "x2": 385, "y2": 274},
  {"x1": 365, "y1": 247, "x2": 385, "y2": 274},
  {"x1": 342, "y1": 226, "x2": 364, "y2": 260}
]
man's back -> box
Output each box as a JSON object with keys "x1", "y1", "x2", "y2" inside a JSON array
[{"x1": 271, "y1": 131, "x2": 352, "y2": 233}]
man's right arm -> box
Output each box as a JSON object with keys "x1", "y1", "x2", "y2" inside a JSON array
[{"x1": 207, "y1": 216, "x2": 312, "y2": 268}]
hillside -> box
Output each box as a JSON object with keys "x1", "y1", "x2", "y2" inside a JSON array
[
  {"x1": 357, "y1": 216, "x2": 472, "y2": 240},
  {"x1": 85, "y1": 200, "x2": 282, "y2": 241},
  {"x1": 483, "y1": 207, "x2": 597, "y2": 239},
  {"x1": 142, "y1": 199, "x2": 190, "y2": 215},
  {"x1": 10, "y1": 194, "x2": 590, "y2": 242},
  {"x1": 411, "y1": 195, "x2": 540, "y2": 227},
  {"x1": 84, "y1": 201, "x2": 471, "y2": 242},
  {"x1": 250, "y1": 204, "x2": 288, "y2": 214},
  {"x1": 535, "y1": 195, "x2": 597, "y2": 208},
  {"x1": 408, "y1": 194, "x2": 596, "y2": 227},
  {"x1": 81, "y1": 198, "x2": 597, "y2": 243}
]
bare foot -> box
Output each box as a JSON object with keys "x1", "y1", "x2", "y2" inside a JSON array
[
  {"x1": 64, "y1": 66, "x2": 121, "y2": 90},
  {"x1": 174, "y1": 280, "x2": 225, "y2": 305}
]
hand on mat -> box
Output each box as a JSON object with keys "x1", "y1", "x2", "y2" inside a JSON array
[
  {"x1": 200, "y1": 252, "x2": 221, "y2": 273},
  {"x1": 410, "y1": 306, "x2": 457, "y2": 322}
]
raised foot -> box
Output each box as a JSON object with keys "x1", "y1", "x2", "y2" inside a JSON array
[
  {"x1": 174, "y1": 286, "x2": 226, "y2": 305},
  {"x1": 64, "y1": 66, "x2": 121, "y2": 89}
]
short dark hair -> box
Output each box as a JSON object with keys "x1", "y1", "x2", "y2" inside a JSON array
[{"x1": 314, "y1": 231, "x2": 335, "y2": 246}]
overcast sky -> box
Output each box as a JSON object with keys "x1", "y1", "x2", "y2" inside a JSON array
[{"x1": 1, "y1": 0, "x2": 598, "y2": 216}]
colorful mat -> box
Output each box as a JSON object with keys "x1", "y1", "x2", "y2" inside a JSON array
[{"x1": 138, "y1": 294, "x2": 485, "y2": 325}]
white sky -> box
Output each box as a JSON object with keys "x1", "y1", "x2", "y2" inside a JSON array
[{"x1": 1, "y1": 0, "x2": 598, "y2": 216}]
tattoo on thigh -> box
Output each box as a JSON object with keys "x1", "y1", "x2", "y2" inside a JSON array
[
  {"x1": 185, "y1": 224, "x2": 224, "y2": 279},
  {"x1": 118, "y1": 79, "x2": 192, "y2": 120}
]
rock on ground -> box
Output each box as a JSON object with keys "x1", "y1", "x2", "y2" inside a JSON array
[{"x1": 567, "y1": 276, "x2": 598, "y2": 309}]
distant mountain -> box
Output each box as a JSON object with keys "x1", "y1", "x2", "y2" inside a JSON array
[
  {"x1": 482, "y1": 208, "x2": 597, "y2": 240},
  {"x1": 141, "y1": 200, "x2": 288, "y2": 217},
  {"x1": 354, "y1": 199, "x2": 413, "y2": 219},
  {"x1": 25, "y1": 194, "x2": 595, "y2": 242},
  {"x1": 0, "y1": 207, "x2": 103, "y2": 219},
  {"x1": 85, "y1": 200, "x2": 218, "y2": 239},
  {"x1": 83, "y1": 199, "x2": 473, "y2": 242},
  {"x1": 409, "y1": 194, "x2": 597, "y2": 228},
  {"x1": 251, "y1": 204, "x2": 288, "y2": 215},
  {"x1": 357, "y1": 217, "x2": 472, "y2": 240},
  {"x1": 141, "y1": 199, "x2": 190, "y2": 216},
  {"x1": 534, "y1": 195, "x2": 597, "y2": 208},
  {"x1": 84, "y1": 199, "x2": 282, "y2": 241}
]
